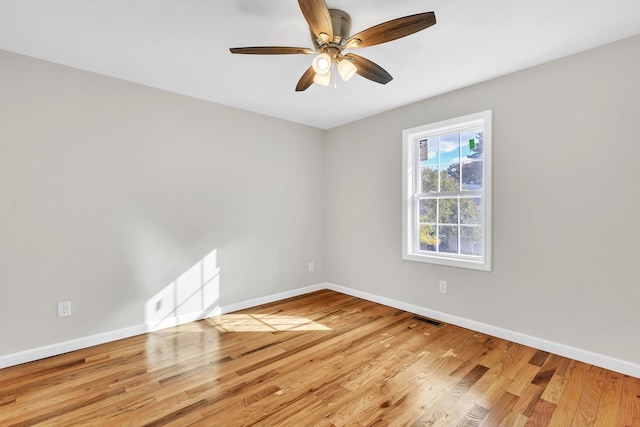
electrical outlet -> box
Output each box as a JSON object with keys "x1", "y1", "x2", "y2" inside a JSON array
[
  {"x1": 439, "y1": 280, "x2": 448, "y2": 294},
  {"x1": 308, "y1": 262, "x2": 314, "y2": 272},
  {"x1": 58, "y1": 301, "x2": 71, "y2": 317}
]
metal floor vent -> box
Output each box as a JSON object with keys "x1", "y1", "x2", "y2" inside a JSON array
[{"x1": 412, "y1": 316, "x2": 444, "y2": 327}]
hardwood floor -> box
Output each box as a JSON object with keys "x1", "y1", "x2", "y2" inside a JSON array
[{"x1": 1, "y1": 290, "x2": 638, "y2": 426}]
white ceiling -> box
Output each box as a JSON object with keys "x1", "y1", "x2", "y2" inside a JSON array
[{"x1": 1, "y1": 1, "x2": 639, "y2": 129}]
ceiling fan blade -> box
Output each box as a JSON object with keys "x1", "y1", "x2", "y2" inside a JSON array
[
  {"x1": 230, "y1": 46, "x2": 315, "y2": 55},
  {"x1": 345, "y1": 53, "x2": 393, "y2": 85},
  {"x1": 346, "y1": 12, "x2": 436, "y2": 49},
  {"x1": 298, "y1": 0, "x2": 333, "y2": 40},
  {"x1": 295, "y1": 66, "x2": 316, "y2": 92}
]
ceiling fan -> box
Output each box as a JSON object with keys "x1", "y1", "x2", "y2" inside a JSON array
[{"x1": 229, "y1": 0, "x2": 436, "y2": 91}]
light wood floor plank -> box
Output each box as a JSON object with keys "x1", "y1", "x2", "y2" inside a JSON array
[
  {"x1": 616, "y1": 374, "x2": 640, "y2": 427},
  {"x1": 593, "y1": 370, "x2": 623, "y2": 427}
]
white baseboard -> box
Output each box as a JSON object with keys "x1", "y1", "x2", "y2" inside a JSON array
[
  {"x1": 2, "y1": 281, "x2": 638, "y2": 378},
  {"x1": 323, "y1": 282, "x2": 640, "y2": 378}
]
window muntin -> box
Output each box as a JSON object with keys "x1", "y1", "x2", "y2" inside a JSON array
[{"x1": 403, "y1": 111, "x2": 491, "y2": 271}]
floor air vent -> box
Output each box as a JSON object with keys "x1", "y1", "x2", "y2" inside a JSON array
[{"x1": 413, "y1": 316, "x2": 444, "y2": 327}]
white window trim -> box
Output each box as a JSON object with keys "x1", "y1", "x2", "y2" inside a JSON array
[{"x1": 402, "y1": 110, "x2": 492, "y2": 271}]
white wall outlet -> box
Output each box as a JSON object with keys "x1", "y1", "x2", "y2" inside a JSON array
[
  {"x1": 58, "y1": 301, "x2": 71, "y2": 317},
  {"x1": 308, "y1": 262, "x2": 314, "y2": 272},
  {"x1": 439, "y1": 280, "x2": 448, "y2": 294}
]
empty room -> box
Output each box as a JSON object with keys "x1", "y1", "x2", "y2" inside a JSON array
[{"x1": 1, "y1": 0, "x2": 639, "y2": 425}]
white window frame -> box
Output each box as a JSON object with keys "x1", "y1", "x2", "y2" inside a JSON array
[{"x1": 402, "y1": 110, "x2": 492, "y2": 271}]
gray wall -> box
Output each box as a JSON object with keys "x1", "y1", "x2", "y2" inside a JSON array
[
  {"x1": 0, "y1": 51, "x2": 326, "y2": 355},
  {"x1": 325, "y1": 35, "x2": 640, "y2": 364}
]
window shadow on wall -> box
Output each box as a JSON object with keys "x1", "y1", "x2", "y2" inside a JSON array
[{"x1": 145, "y1": 249, "x2": 220, "y2": 331}]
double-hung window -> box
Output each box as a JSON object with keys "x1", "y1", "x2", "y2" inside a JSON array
[{"x1": 402, "y1": 110, "x2": 492, "y2": 271}]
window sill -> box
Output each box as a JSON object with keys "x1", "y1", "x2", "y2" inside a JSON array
[{"x1": 402, "y1": 252, "x2": 491, "y2": 271}]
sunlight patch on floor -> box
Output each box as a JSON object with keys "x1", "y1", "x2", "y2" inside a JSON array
[{"x1": 206, "y1": 313, "x2": 332, "y2": 332}]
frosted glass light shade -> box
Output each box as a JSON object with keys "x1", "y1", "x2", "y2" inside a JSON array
[
  {"x1": 312, "y1": 53, "x2": 331, "y2": 74},
  {"x1": 337, "y1": 59, "x2": 357, "y2": 81},
  {"x1": 313, "y1": 71, "x2": 331, "y2": 86}
]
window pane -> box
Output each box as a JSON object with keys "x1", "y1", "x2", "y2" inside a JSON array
[
  {"x1": 461, "y1": 226, "x2": 482, "y2": 256},
  {"x1": 439, "y1": 133, "x2": 460, "y2": 191},
  {"x1": 419, "y1": 199, "x2": 437, "y2": 223},
  {"x1": 460, "y1": 197, "x2": 482, "y2": 225},
  {"x1": 461, "y1": 160, "x2": 483, "y2": 190},
  {"x1": 438, "y1": 198, "x2": 458, "y2": 224},
  {"x1": 419, "y1": 225, "x2": 438, "y2": 251},
  {"x1": 421, "y1": 166, "x2": 438, "y2": 192},
  {"x1": 420, "y1": 138, "x2": 438, "y2": 165},
  {"x1": 461, "y1": 130, "x2": 483, "y2": 190},
  {"x1": 461, "y1": 131, "x2": 479, "y2": 154},
  {"x1": 438, "y1": 226, "x2": 458, "y2": 254},
  {"x1": 439, "y1": 133, "x2": 460, "y2": 164},
  {"x1": 440, "y1": 168, "x2": 460, "y2": 192}
]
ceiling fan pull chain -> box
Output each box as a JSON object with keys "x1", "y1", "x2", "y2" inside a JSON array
[{"x1": 329, "y1": 62, "x2": 338, "y2": 91}]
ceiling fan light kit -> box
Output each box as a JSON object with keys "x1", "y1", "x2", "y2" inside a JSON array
[{"x1": 229, "y1": 0, "x2": 436, "y2": 91}]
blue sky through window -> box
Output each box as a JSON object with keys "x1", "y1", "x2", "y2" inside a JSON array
[{"x1": 421, "y1": 131, "x2": 478, "y2": 170}]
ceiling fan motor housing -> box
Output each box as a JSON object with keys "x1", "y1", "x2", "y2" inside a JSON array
[{"x1": 312, "y1": 9, "x2": 351, "y2": 50}]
